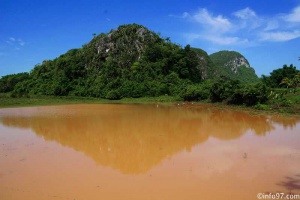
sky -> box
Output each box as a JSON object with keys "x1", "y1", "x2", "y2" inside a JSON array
[{"x1": 0, "y1": 0, "x2": 300, "y2": 77}]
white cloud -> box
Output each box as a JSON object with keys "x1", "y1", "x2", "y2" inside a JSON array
[
  {"x1": 178, "y1": 8, "x2": 245, "y2": 45},
  {"x1": 284, "y1": 6, "x2": 300, "y2": 22},
  {"x1": 264, "y1": 20, "x2": 279, "y2": 31},
  {"x1": 182, "y1": 12, "x2": 190, "y2": 18},
  {"x1": 233, "y1": 7, "x2": 256, "y2": 19},
  {"x1": 192, "y1": 8, "x2": 232, "y2": 33},
  {"x1": 233, "y1": 7, "x2": 262, "y2": 30},
  {"x1": 177, "y1": 5, "x2": 300, "y2": 46},
  {"x1": 205, "y1": 35, "x2": 248, "y2": 45},
  {"x1": 168, "y1": 12, "x2": 190, "y2": 19},
  {"x1": 18, "y1": 39, "x2": 25, "y2": 46},
  {"x1": 259, "y1": 30, "x2": 300, "y2": 42},
  {"x1": 183, "y1": 33, "x2": 201, "y2": 43},
  {"x1": 5, "y1": 37, "x2": 26, "y2": 48},
  {"x1": 184, "y1": 32, "x2": 248, "y2": 46}
]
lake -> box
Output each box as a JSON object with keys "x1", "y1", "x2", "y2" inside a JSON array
[{"x1": 0, "y1": 104, "x2": 299, "y2": 200}]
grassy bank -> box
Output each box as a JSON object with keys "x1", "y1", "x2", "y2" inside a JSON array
[
  {"x1": 0, "y1": 92, "x2": 299, "y2": 116},
  {"x1": 0, "y1": 93, "x2": 182, "y2": 108},
  {"x1": 255, "y1": 88, "x2": 300, "y2": 115}
]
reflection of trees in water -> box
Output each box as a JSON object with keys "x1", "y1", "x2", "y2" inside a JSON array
[
  {"x1": 270, "y1": 115, "x2": 299, "y2": 130},
  {"x1": 208, "y1": 110, "x2": 274, "y2": 137},
  {"x1": 0, "y1": 104, "x2": 299, "y2": 174},
  {"x1": 278, "y1": 174, "x2": 300, "y2": 191}
]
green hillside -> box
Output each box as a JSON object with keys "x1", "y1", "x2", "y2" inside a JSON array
[
  {"x1": 1, "y1": 24, "x2": 218, "y2": 99},
  {"x1": 0, "y1": 24, "x2": 265, "y2": 104},
  {"x1": 210, "y1": 50, "x2": 259, "y2": 83}
]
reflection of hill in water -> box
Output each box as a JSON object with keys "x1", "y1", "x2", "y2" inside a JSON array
[{"x1": 0, "y1": 104, "x2": 298, "y2": 174}]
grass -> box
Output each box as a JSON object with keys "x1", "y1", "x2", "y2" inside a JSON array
[
  {"x1": 0, "y1": 93, "x2": 112, "y2": 108},
  {"x1": 0, "y1": 91, "x2": 299, "y2": 116},
  {"x1": 0, "y1": 93, "x2": 182, "y2": 108},
  {"x1": 265, "y1": 88, "x2": 300, "y2": 115}
]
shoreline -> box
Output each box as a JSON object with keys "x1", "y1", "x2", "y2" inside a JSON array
[{"x1": 0, "y1": 94, "x2": 299, "y2": 117}]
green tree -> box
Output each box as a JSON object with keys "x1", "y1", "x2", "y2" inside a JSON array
[
  {"x1": 262, "y1": 64, "x2": 299, "y2": 88},
  {"x1": 280, "y1": 72, "x2": 300, "y2": 93},
  {"x1": 280, "y1": 77, "x2": 293, "y2": 89},
  {"x1": 210, "y1": 79, "x2": 241, "y2": 103},
  {"x1": 0, "y1": 72, "x2": 30, "y2": 93}
]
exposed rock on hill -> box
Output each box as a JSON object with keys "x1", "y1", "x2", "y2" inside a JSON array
[
  {"x1": 210, "y1": 50, "x2": 259, "y2": 83},
  {"x1": 1, "y1": 24, "x2": 260, "y2": 98}
]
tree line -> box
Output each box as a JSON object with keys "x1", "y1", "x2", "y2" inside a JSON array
[
  {"x1": 1, "y1": 63, "x2": 298, "y2": 107},
  {"x1": 0, "y1": 24, "x2": 299, "y2": 108}
]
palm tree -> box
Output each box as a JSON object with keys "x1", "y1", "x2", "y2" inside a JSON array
[
  {"x1": 280, "y1": 77, "x2": 293, "y2": 89},
  {"x1": 281, "y1": 72, "x2": 300, "y2": 93},
  {"x1": 294, "y1": 72, "x2": 300, "y2": 90}
]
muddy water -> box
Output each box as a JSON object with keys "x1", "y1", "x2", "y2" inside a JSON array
[{"x1": 0, "y1": 104, "x2": 299, "y2": 200}]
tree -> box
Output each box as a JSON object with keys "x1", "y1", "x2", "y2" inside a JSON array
[
  {"x1": 0, "y1": 72, "x2": 30, "y2": 93},
  {"x1": 280, "y1": 77, "x2": 293, "y2": 89},
  {"x1": 280, "y1": 72, "x2": 300, "y2": 93},
  {"x1": 293, "y1": 72, "x2": 300, "y2": 92},
  {"x1": 262, "y1": 64, "x2": 299, "y2": 88}
]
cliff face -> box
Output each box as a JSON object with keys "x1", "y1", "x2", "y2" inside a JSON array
[
  {"x1": 225, "y1": 57, "x2": 250, "y2": 74},
  {"x1": 209, "y1": 51, "x2": 259, "y2": 83},
  {"x1": 191, "y1": 48, "x2": 219, "y2": 80},
  {"x1": 55, "y1": 25, "x2": 255, "y2": 84},
  {"x1": 92, "y1": 25, "x2": 155, "y2": 65},
  {"x1": 82, "y1": 24, "x2": 157, "y2": 72},
  {"x1": 84, "y1": 24, "x2": 216, "y2": 80}
]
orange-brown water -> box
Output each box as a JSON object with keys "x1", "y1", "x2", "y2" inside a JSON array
[{"x1": 0, "y1": 104, "x2": 299, "y2": 200}]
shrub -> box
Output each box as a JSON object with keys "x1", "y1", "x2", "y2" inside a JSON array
[
  {"x1": 105, "y1": 90, "x2": 121, "y2": 100},
  {"x1": 254, "y1": 103, "x2": 270, "y2": 110},
  {"x1": 181, "y1": 84, "x2": 210, "y2": 101}
]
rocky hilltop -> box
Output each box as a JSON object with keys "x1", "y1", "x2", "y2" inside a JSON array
[
  {"x1": 1, "y1": 24, "x2": 259, "y2": 99},
  {"x1": 225, "y1": 57, "x2": 250, "y2": 74},
  {"x1": 84, "y1": 24, "x2": 216, "y2": 81},
  {"x1": 89, "y1": 25, "x2": 155, "y2": 68},
  {"x1": 210, "y1": 51, "x2": 259, "y2": 83}
]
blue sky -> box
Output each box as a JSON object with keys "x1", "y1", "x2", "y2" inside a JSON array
[{"x1": 0, "y1": 0, "x2": 300, "y2": 77}]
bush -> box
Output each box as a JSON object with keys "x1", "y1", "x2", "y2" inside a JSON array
[
  {"x1": 209, "y1": 78, "x2": 269, "y2": 106},
  {"x1": 105, "y1": 90, "x2": 121, "y2": 100},
  {"x1": 254, "y1": 103, "x2": 270, "y2": 110},
  {"x1": 181, "y1": 83, "x2": 210, "y2": 101},
  {"x1": 210, "y1": 79, "x2": 240, "y2": 102},
  {"x1": 229, "y1": 83, "x2": 269, "y2": 106},
  {"x1": 0, "y1": 72, "x2": 30, "y2": 93}
]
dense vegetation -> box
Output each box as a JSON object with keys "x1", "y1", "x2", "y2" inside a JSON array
[
  {"x1": 259, "y1": 65, "x2": 300, "y2": 113},
  {"x1": 262, "y1": 64, "x2": 299, "y2": 89},
  {"x1": 0, "y1": 24, "x2": 299, "y2": 113},
  {"x1": 4, "y1": 24, "x2": 220, "y2": 99},
  {"x1": 210, "y1": 51, "x2": 259, "y2": 84},
  {"x1": 0, "y1": 72, "x2": 30, "y2": 93}
]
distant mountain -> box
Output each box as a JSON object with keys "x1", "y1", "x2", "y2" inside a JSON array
[
  {"x1": 210, "y1": 50, "x2": 259, "y2": 83},
  {"x1": 1, "y1": 24, "x2": 259, "y2": 99}
]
